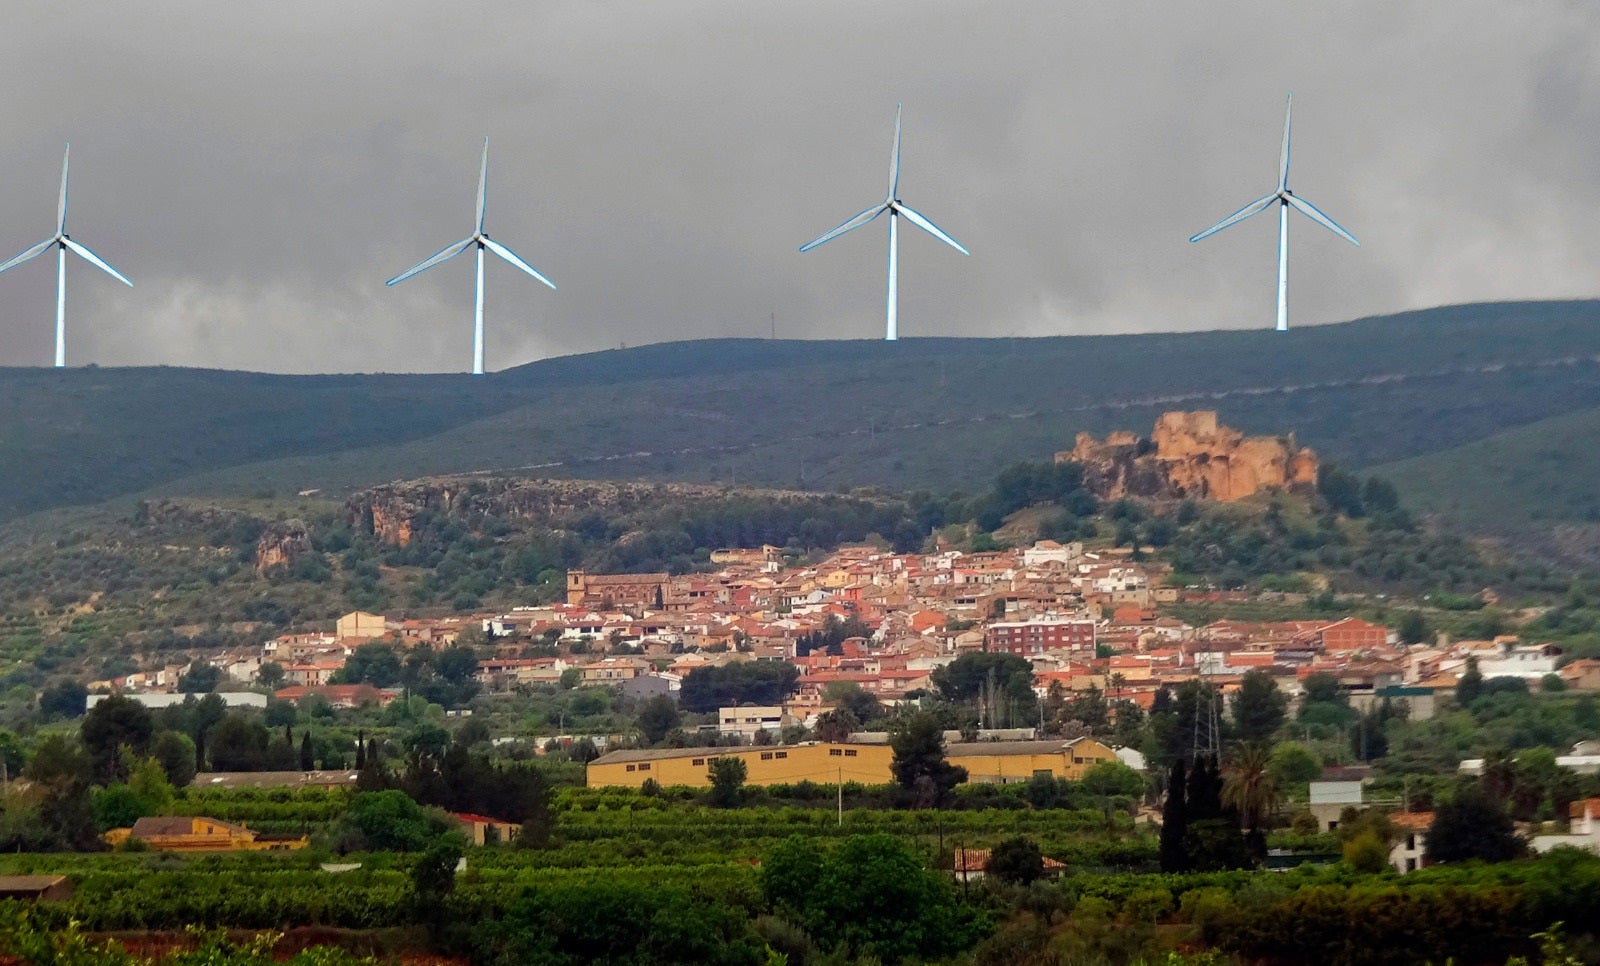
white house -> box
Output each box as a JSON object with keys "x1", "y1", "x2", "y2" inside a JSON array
[
  {"x1": 1476, "y1": 642, "x2": 1560, "y2": 680},
  {"x1": 1022, "y1": 541, "x2": 1083, "y2": 569},
  {"x1": 1308, "y1": 780, "x2": 1364, "y2": 832},
  {"x1": 1531, "y1": 798, "x2": 1600, "y2": 855},
  {"x1": 1389, "y1": 812, "x2": 1433, "y2": 873},
  {"x1": 717, "y1": 705, "x2": 790, "y2": 739}
]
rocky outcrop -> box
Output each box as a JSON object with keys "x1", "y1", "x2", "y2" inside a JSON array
[
  {"x1": 1058, "y1": 411, "x2": 1317, "y2": 503},
  {"x1": 346, "y1": 477, "x2": 821, "y2": 547},
  {"x1": 255, "y1": 521, "x2": 312, "y2": 574}
]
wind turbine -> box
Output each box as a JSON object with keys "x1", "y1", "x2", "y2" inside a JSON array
[
  {"x1": 387, "y1": 137, "x2": 555, "y2": 375},
  {"x1": 800, "y1": 104, "x2": 968, "y2": 341},
  {"x1": 1189, "y1": 94, "x2": 1359, "y2": 332},
  {"x1": 0, "y1": 144, "x2": 133, "y2": 367}
]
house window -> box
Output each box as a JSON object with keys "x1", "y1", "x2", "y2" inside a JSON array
[
  {"x1": 844, "y1": 750, "x2": 858, "y2": 757},
  {"x1": 1406, "y1": 834, "x2": 1415, "y2": 850},
  {"x1": 775, "y1": 752, "x2": 788, "y2": 759},
  {"x1": 626, "y1": 765, "x2": 636, "y2": 772},
  {"x1": 692, "y1": 758, "x2": 705, "y2": 766},
  {"x1": 637, "y1": 763, "x2": 651, "y2": 771},
  {"x1": 760, "y1": 752, "x2": 774, "y2": 761},
  {"x1": 830, "y1": 749, "x2": 843, "y2": 757}
]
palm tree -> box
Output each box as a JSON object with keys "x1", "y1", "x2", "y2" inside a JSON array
[
  {"x1": 1223, "y1": 742, "x2": 1281, "y2": 865},
  {"x1": 1109, "y1": 672, "x2": 1127, "y2": 701}
]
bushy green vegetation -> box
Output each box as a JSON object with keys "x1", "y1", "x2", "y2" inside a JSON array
[
  {"x1": 0, "y1": 662, "x2": 1597, "y2": 963},
  {"x1": 4, "y1": 798, "x2": 1600, "y2": 964},
  {"x1": 1160, "y1": 478, "x2": 1563, "y2": 595}
]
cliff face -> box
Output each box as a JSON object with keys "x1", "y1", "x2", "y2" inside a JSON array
[
  {"x1": 255, "y1": 521, "x2": 312, "y2": 574},
  {"x1": 346, "y1": 477, "x2": 816, "y2": 547},
  {"x1": 1058, "y1": 411, "x2": 1317, "y2": 503}
]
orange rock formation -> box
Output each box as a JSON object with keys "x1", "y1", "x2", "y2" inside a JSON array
[{"x1": 1058, "y1": 411, "x2": 1317, "y2": 503}]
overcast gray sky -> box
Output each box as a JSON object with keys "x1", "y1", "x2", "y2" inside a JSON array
[{"x1": 0, "y1": 1, "x2": 1595, "y2": 373}]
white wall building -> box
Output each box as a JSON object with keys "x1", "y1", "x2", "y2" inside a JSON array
[
  {"x1": 1389, "y1": 812, "x2": 1433, "y2": 873},
  {"x1": 1022, "y1": 541, "x2": 1083, "y2": 569},
  {"x1": 1476, "y1": 643, "x2": 1560, "y2": 680},
  {"x1": 1531, "y1": 798, "x2": 1600, "y2": 856},
  {"x1": 717, "y1": 705, "x2": 789, "y2": 739}
]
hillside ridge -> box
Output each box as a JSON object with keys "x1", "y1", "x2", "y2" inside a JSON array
[{"x1": 7, "y1": 299, "x2": 1600, "y2": 528}]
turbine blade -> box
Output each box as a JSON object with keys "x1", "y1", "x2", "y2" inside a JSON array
[
  {"x1": 889, "y1": 103, "x2": 902, "y2": 200},
  {"x1": 482, "y1": 236, "x2": 556, "y2": 289},
  {"x1": 385, "y1": 238, "x2": 474, "y2": 286},
  {"x1": 476, "y1": 137, "x2": 489, "y2": 235},
  {"x1": 1189, "y1": 194, "x2": 1278, "y2": 243},
  {"x1": 893, "y1": 202, "x2": 969, "y2": 255},
  {"x1": 58, "y1": 144, "x2": 70, "y2": 235},
  {"x1": 1286, "y1": 194, "x2": 1359, "y2": 246},
  {"x1": 799, "y1": 203, "x2": 888, "y2": 252},
  {"x1": 0, "y1": 239, "x2": 56, "y2": 276},
  {"x1": 1279, "y1": 94, "x2": 1292, "y2": 192},
  {"x1": 63, "y1": 238, "x2": 132, "y2": 286}
]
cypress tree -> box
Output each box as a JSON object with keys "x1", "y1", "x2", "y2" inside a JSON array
[
  {"x1": 300, "y1": 731, "x2": 314, "y2": 771},
  {"x1": 1187, "y1": 754, "x2": 1223, "y2": 820},
  {"x1": 1159, "y1": 758, "x2": 1189, "y2": 872},
  {"x1": 1185, "y1": 754, "x2": 1251, "y2": 871},
  {"x1": 355, "y1": 731, "x2": 367, "y2": 769},
  {"x1": 1456, "y1": 656, "x2": 1484, "y2": 707}
]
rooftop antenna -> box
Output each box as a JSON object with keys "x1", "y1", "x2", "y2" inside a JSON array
[
  {"x1": 0, "y1": 144, "x2": 133, "y2": 366},
  {"x1": 387, "y1": 137, "x2": 556, "y2": 374},
  {"x1": 800, "y1": 104, "x2": 968, "y2": 341},
  {"x1": 1189, "y1": 95, "x2": 1359, "y2": 332}
]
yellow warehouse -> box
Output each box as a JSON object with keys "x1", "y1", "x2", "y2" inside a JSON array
[
  {"x1": 948, "y1": 737, "x2": 1119, "y2": 784},
  {"x1": 586, "y1": 737, "x2": 1120, "y2": 789},
  {"x1": 587, "y1": 742, "x2": 893, "y2": 788}
]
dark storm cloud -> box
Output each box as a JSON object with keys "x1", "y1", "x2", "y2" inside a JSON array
[{"x1": 0, "y1": 1, "x2": 1594, "y2": 372}]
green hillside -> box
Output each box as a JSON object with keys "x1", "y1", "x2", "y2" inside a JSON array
[
  {"x1": 7, "y1": 299, "x2": 1600, "y2": 523},
  {"x1": 1375, "y1": 404, "x2": 1600, "y2": 562}
]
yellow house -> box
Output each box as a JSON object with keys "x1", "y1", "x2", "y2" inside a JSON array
[
  {"x1": 585, "y1": 737, "x2": 1121, "y2": 789},
  {"x1": 587, "y1": 742, "x2": 894, "y2": 788},
  {"x1": 104, "y1": 816, "x2": 308, "y2": 852},
  {"x1": 335, "y1": 611, "x2": 388, "y2": 640},
  {"x1": 818, "y1": 569, "x2": 855, "y2": 591},
  {"x1": 947, "y1": 737, "x2": 1119, "y2": 784}
]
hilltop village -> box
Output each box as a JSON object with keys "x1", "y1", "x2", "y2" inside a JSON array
[
  {"x1": 73, "y1": 412, "x2": 1599, "y2": 793},
  {"x1": 93, "y1": 536, "x2": 1583, "y2": 769}
]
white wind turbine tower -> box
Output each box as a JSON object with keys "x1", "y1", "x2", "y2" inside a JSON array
[
  {"x1": 1190, "y1": 94, "x2": 1359, "y2": 332},
  {"x1": 800, "y1": 104, "x2": 968, "y2": 341},
  {"x1": 387, "y1": 138, "x2": 556, "y2": 375},
  {"x1": 0, "y1": 144, "x2": 133, "y2": 367}
]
